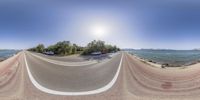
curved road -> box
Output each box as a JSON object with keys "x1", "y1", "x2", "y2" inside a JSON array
[
  {"x1": 32, "y1": 52, "x2": 115, "y2": 62},
  {"x1": 25, "y1": 51, "x2": 122, "y2": 92},
  {"x1": 1, "y1": 51, "x2": 200, "y2": 99},
  {"x1": 31, "y1": 52, "x2": 91, "y2": 62}
]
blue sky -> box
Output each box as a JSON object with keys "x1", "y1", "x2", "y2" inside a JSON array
[{"x1": 0, "y1": 0, "x2": 200, "y2": 49}]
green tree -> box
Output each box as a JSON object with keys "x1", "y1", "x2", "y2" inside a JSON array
[
  {"x1": 54, "y1": 41, "x2": 71, "y2": 55},
  {"x1": 71, "y1": 44, "x2": 77, "y2": 54},
  {"x1": 82, "y1": 40, "x2": 119, "y2": 55},
  {"x1": 35, "y1": 44, "x2": 45, "y2": 53},
  {"x1": 28, "y1": 40, "x2": 119, "y2": 56}
]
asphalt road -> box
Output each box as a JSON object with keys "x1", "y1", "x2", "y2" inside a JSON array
[
  {"x1": 32, "y1": 52, "x2": 115, "y2": 62},
  {"x1": 2, "y1": 51, "x2": 200, "y2": 100},
  {"x1": 25, "y1": 51, "x2": 122, "y2": 92},
  {"x1": 32, "y1": 52, "x2": 89, "y2": 62}
]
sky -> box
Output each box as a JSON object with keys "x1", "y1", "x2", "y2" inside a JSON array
[{"x1": 0, "y1": 0, "x2": 200, "y2": 49}]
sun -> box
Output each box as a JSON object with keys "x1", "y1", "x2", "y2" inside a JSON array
[{"x1": 90, "y1": 25, "x2": 109, "y2": 38}]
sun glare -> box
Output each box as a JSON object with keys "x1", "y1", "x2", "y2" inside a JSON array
[{"x1": 90, "y1": 25, "x2": 109, "y2": 38}]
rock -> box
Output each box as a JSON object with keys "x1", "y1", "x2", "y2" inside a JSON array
[
  {"x1": 161, "y1": 63, "x2": 169, "y2": 68},
  {"x1": 0, "y1": 58, "x2": 5, "y2": 62},
  {"x1": 149, "y1": 60, "x2": 153, "y2": 62}
]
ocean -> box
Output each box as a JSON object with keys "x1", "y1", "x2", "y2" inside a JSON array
[
  {"x1": 128, "y1": 49, "x2": 200, "y2": 67},
  {"x1": 0, "y1": 50, "x2": 20, "y2": 59}
]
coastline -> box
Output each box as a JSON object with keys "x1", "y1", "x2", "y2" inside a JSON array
[
  {"x1": 0, "y1": 57, "x2": 7, "y2": 62},
  {"x1": 130, "y1": 53, "x2": 162, "y2": 68},
  {"x1": 0, "y1": 51, "x2": 20, "y2": 62},
  {"x1": 129, "y1": 53, "x2": 200, "y2": 69}
]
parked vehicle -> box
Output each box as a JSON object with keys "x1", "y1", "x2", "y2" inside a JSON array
[
  {"x1": 91, "y1": 52, "x2": 102, "y2": 55},
  {"x1": 44, "y1": 51, "x2": 54, "y2": 55}
]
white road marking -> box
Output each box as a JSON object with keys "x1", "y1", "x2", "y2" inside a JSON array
[
  {"x1": 24, "y1": 52, "x2": 123, "y2": 95},
  {"x1": 29, "y1": 52, "x2": 98, "y2": 66}
]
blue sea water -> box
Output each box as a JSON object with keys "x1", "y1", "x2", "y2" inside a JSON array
[
  {"x1": 0, "y1": 50, "x2": 20, "y2": 58},
  {"x1": 128, "y1": 49, "x2": 200, "y2": 66}
]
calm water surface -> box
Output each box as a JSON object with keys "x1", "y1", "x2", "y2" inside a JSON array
[
  {"x1": 0, "y1": 50, "x2": 20, "y2": 58},
  {"x1": 129, "y1": 49, "x2": 200, "y2": 66}
]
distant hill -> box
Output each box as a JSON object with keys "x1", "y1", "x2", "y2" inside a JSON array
[
  {"x1": 193, "y1": 48, "x2": 200, "y2": 50},
  {"x1": 122, "y1": 48, "x2": 200, "y2": 51},
  {"x1": 121, "y1": 48, "x2": 136, "y2": 51}
]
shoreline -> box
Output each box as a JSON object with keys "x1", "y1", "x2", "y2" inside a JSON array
[
  {"x1": 129, "y1": 53, "x2": 200, "y2": 69},
  {"x1": 130, "y1": 53, "x2": 162, "y2": 68},
  {"x1": 0, "y1": 57, "x2": 6, "y2": 62},
  {"x1": 0, "y1": 51, "x2": 20, "y2": 62}
]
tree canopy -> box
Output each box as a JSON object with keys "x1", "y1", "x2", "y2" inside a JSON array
[
  {"x1": 82, "y1": 40, "x2": 120, "y2": 55},
  {"x1": 28, "y1": 40, "x2": 120, "y2": 55},
  {"x1": 28, "y1": 44, "x2": 45, "y2": 53}
]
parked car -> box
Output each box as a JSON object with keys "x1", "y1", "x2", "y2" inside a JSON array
[
  {"x1": 91, "y1": 52, "x2": 102, "y2": 55},
  {"x1": 44, "y1": 51, "x2": 54, "y2": 55}
]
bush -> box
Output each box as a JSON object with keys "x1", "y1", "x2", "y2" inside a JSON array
[
  {"x1": 82, "y1": 40, "x2": 120, "y2": 55},
  {"x1": 28, "y1": 40, "x2": 120, "y2": 56},
  {"x1": 28, "y1": 41, "x2": 83, "y2": 55},
  {"x1": 28, "y1": 44, "x2": 45, "y2": 53}
]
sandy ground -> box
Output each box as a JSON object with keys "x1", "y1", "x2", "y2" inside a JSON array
[
  {"x1": 0, "y1": 52, "x2": 24, "y2": 100},
  {"x1": 1, "y1": 51, "x2": 200, "y2": 100},
  {"x1": 123, "y1": 52, "x2": 200, "y2": 100}
]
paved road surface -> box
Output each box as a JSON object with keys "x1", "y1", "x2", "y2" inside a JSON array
[
  {"x1": 1, "y1": 51, "x2": 200, "y2": 100},
  {"x1": 32, "y1": 52, "x2": 115, "y2": 62},
  {"x1": 123, "y1": 52, "x2": 200, "y2": 100},
  {"x1": 32, "y1": 52, "x2": 89, "y2": 62},
  {"x1": 25, "y1": 51, "x2": 122, "y2": 92}
]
